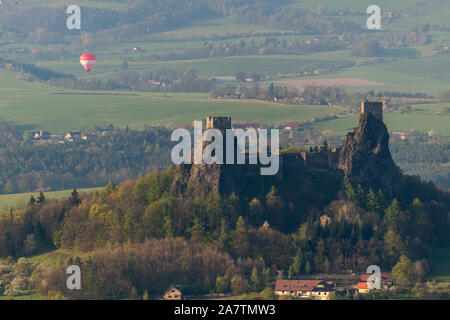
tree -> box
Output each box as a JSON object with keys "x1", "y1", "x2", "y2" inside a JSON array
[
  {"x1": 414, "y1": 259, "x2": 428, "y2": 282},
  {"x1": 218, "y1": 219, "x2": 228, "y2": 249},
  {"x1": 142, "y1": 289, "x2": 150, "y2": 300},
  {"x1": 355, "y1": 184, "x2": 365, "y2": 206},
  {"x1": 236, "y1": 216, "x2": 246, "y2": 234},
  {"x1": 305, "y1": 261, "x2": 311, "y2": 275},
  {"x1": 384, "y1": 228, "x2": 405, "y2": 261},
  {"x1": 265, "y1": 186, "x2": 285, "y2": 227},
  {"x1": 343, "y1": 176, "x2": 356, "y2": 203},
  {"x1": 37, "y1": 192, "x2": 45, "y2": 204},
  {"x1": 102, "y1": 181, "x2": 117, "y2": 199},
  {"x1": 69, "y1": 188, "x2": 81, "y2": 206},
  {"x1": 366, "y1": 188, "x2": 380, "y2": 211},
  {"x1": 28, "y1": 195, "x2": 36, "y2": 206},
  {"x1": 216, "y1": 275, "x2": 230, "y2": 294},
  {"x1": 163, "y1": 215, "x2": 173, "y2": 238},
  {"x1": 384, "y1": 199, "x2": 400, "y2": 231},
  {"x1": 261, "y1": 267, "x2": 271, "y2": 288},
  {"x1": 288, "y1": 251, "x2": 303, "y2": 279},
  {"x1": 250, "y1": 267, "x2": 262, "y2": 291},
  {"x1": 267, "y1": 83, "x2": 275, "y2": 99},
  {"x1": 130, "y1": 286, "x2": 138, "y2": 300},
  {"x1": 260, "y1": 287, "x2": 273, "y2": 300},
  {"x1": 392, "y1": 255, "x2": 417, "y2": 289},
  {"x1": 231, "y1": 275, "x2": 249, "y2": 295},
  {"x1": 351, "y1": 39, "x2": 382, "y2": 57}
]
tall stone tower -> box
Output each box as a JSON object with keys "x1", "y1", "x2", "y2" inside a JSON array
[
  {"x1": 205, "y1": 116, "x2": 231, "y2": 132},
  {"x1": 361, "y1": 101, "x2": 383, "y2": 121}
]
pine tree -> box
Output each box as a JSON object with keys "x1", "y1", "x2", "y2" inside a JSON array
[
  {"x1": 70, "y1": 188, "x2": 81, "y2": 206},
  {"x1": 250, "y1": 267, "x2": 262, "y2": 292},
  {"x1": 377, "y1": 189, "x2": 387, "y2": 208},
  {"x1": 236, "y1": 216, "x2": 246, "y2": 234},
  {"x1": 102, "y1": 181, "x2": 117, "y2": 199},
  {"x1": 366, "y1": 188, "x2": 380, "y2": 211},
  {"x1": 343, "y1": 176, "x2": 356, "y2": 203},
  {"x1": 384, "y1": 199, "x2": 400, "y2": 231},
  {"x1": 355, "y1": 184, "x2": 365, "y2": 207},
  {"x1": 28, "y1": 195, "x2": 36, "y2": 206},
  {"x1": 219, "y1": 219, "x2": 228, "y2": 249},
  {"x1": 288, "y1": 250, "x2": 303, "y2": 279},
  {"x1": 142, "y1": 290, "x2": 149, "y2": 300},
  {"x1": 261, "y1": 267, "x2": 271, "y2": 287},
  {"x1": 305, "y1": 261, "x2": 311, "y2": 274},
  {"x1": 37, "y1": 192, "x2": 45, "y2": 204}
]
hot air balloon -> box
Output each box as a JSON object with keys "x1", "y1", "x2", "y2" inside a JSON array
[{"x1": 80, "y1": 53, "x2": 97, "y2": 73}]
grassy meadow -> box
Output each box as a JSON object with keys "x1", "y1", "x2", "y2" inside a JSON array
[
  {"x1": 314, "y1": 112, "x2": 450, "y2": 136},
  {"x1": 0, "y1": 187, "x2": 103, "y2": 211}
]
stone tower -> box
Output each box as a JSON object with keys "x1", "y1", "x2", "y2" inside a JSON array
[
  {"x1": 361, "y1": 101, "x2": 383, "y2": 121},
  {"x1": 205, "y1": 116, "x2": 231, "y2": 132},
  {"x1": 201, "y1": 116, "x2": 233, "y2": 161}
]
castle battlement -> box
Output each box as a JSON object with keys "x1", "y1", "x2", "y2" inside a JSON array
[{"x1": 361, "y1": 100, "x2": 383, "y2": 121}]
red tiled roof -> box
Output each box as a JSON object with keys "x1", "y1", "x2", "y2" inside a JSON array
[
  {"x1": 360, "y1": 273, "x2": 393, "y2": 282},
  {"x1": 357, "y1": 282, "x2": 368, "y2": 289},
  {"x1": 275, "y1": 280, "x2": 331, "y2": 292}
]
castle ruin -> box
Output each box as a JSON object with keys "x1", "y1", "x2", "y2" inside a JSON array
[
  {"x1": 173, "y1": 101, "x2": 399, "y2": 197},
  {"x1": 361, "y1": 100, "x2": 383, "y2": 121}
]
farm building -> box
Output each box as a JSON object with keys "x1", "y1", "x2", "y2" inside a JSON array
[
  {"x1": 163, "y1": 285, "x2": 183, "y2": 300},
  {"x1": 274, "y1": 280, "x2": 334, "y2": 300}
]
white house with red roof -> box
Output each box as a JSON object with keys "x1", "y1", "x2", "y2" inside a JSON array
[{"x1": 274, "y1": 279, "x2": 334, "y2": 300}]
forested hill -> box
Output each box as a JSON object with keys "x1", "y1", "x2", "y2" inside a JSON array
[
  {"x1": 0, "y1": 157, "x2": 448, "y2": 298},
  {"x1": 0, "y1": 112, "x2": 449, "y2": 299}
]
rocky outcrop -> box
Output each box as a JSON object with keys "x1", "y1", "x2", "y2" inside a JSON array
[
  {"x1": 338, "y1": 112, "x2": 402, "y2": 197},
  {"x1": 172, "y1": 163, "x2": 247, "y2": 196}
]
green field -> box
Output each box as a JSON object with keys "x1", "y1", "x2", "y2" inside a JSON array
[
  {"x1": 0, "y1": 0, "x2": 449, "y2": 136},
  {"x1": 36, "y1": 53, "x2": 354, "y2": 79},
  {"x1": 0, "y1": 187, "x2": 103, "y2": 211},
  {"x1": 0, "y1": 68, "x2": 348, "y2": 132},
  {"x1": 314, "y1": 112, "x2": 450, "y2": 136}
]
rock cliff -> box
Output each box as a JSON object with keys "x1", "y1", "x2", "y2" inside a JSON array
[{"x1": 338, "y1": 112, "x2": 402, "y2": 197}]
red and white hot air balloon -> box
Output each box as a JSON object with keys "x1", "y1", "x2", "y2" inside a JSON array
[{"x1": 80, "y1": 53, "x2": 97, "y2": 73}]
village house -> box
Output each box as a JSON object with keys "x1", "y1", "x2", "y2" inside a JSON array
[
  {"x1": 274, "y1": 280, "x2": 334, "y2": 300},
  {"x1": 65, "y1": 131, "x2": 81, "y2": 141},
  {"x1": 357, "y1": 273, "x2": 393, "y2": 293},
  {"x1": 163, "y1": 285, "x2": 183, "y2": 300},
  {"x1": 284, "y1": 123, "x2": 300, "y2": 131},
  {"x1": 33, "y1": 130, "x2": 51, "y2": 140}
]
